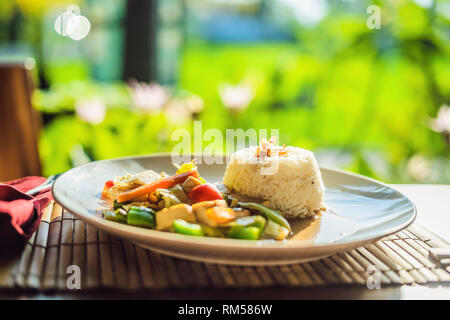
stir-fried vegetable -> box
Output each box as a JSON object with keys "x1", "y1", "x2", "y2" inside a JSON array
[
  {"x1": 156, "y1": 203, "x2": 195, "y2": 231},
  {"x1": 113, "y1": 199, "x2": 125, "y2": 210},
  {"x1": 194, "y1": 201, "x2": 234, "y2": 227},
  {"x1": 263, "y1": 220, "x2": 290, "y2": 241},
  {"x1": 175, "y1": 161, "x2": 197, "y2": 174},
  {"x1": 181, "y1": 176, "x2": 203, "y2": 193},
  {"x1": 205, "y1": 207, "x2": 238, "y2": 225},
  {"x1": 101, "y1": 163, "x2": 297, "y2": 241},
  {"x1": 173, "y1": 219, "x2": 204, "y2": 236},
  {"x1": 102, "y1": 180, "x2": 114, "y2": 198},
  {"x1": 155, "y1": 188, "x2": 182, "y2": 208},
  {"x1": 174, "y1": 161, "x2": 207, "y2": 183},
  {"x1": 227, "y1": 215, "x2": 266, "y2": 230},
  {"x1": 103, "y1": 208, "x2": 127, "y2": 224},
  {"x1": 169, "y1": 185, "x2": 189, "y2": 203},
  {"x1": 117, "y1": 170, "x2": 200, "y2": 203},
  {"x1": 227, "y1": 226, "x2": 261, "y2": 240},
  {"x1": 188, "y1": 183, "x2": 223, "y2": 203},
  {"x1": 201, "y1": 225, "x2": 226, "y2": 238},
  {"x1": 237, "y1": 202, "x2": 292, "y2": 233},
  {"x1": 127, "y1": 206, "x2": 156, "y2": 228}
]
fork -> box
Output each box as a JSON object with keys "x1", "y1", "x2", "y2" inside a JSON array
[{"x1": 25, "y1": 174, "x2": 61, "y2": 196}]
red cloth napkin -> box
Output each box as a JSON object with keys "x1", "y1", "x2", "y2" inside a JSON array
[{"x1": 0, "y1": 176, "x2": 53, "y2": 239}]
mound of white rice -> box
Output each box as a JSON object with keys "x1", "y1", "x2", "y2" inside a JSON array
[{"x1": 223, "y1": 146, "x2": 325, "y2": 219}]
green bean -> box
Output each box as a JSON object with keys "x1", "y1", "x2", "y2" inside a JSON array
[
  {"x1": 173, "y1": 219, "x2": 204, "y2": 236},
  {"x1": 237, "y1": 202, "x2": 291, "y2": 232},
  {"x1": 127, "y1": 206, "x2": 155, "y2": 228},
  {"x1": 227, "y1": 226, "x2": 261, "y2": 240}
]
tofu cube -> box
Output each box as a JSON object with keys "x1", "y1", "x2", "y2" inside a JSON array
[{"x1": 156, "y1": 204, "x2": 195, "y2": 231}]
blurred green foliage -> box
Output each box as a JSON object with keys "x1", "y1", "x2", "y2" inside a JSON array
[
  {"x1": 2, "y1": 0, "x2": 449, "y2": 183},
  {"x1": 33, "y1": 81, "x2": 183, "y2": 175},
  {"x1": 183, "y1": 44, "x2": 444, "y2": 182},
  {"x1": 177, "y1": 0, "x2": 450, "y2": 183}
]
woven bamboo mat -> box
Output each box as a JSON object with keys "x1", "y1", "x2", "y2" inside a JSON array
[{"x1": 9, "y1": 201, "x2": 450, "y2": 291}]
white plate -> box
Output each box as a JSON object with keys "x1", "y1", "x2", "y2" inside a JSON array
[{"x1": 52, "y1": 154, "x2": 416, "y2": 265}]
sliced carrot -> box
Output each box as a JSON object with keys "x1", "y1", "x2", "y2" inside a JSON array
[{"x1": 116, "y1": 170, "x2": 200, "y2": 203}]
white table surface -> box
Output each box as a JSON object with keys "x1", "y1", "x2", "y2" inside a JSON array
[{"x1": 394, "y1": 185, "x2": 450, "y2": 243}]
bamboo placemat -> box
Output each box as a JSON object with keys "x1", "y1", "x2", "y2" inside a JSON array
[{"x1": 8, "y1": 201, "x2": 450, "y2": 291}]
